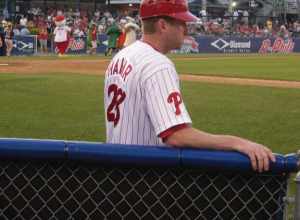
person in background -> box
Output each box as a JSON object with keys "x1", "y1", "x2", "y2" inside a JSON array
[
  {"x1": 105, "y1": 18, "x2": 121, "y2": 56},
  {"x1": 123, "y1": 17, "x2": 140, "y2": 47},
  {"x1": 98, "y1": 24, "x2": 105, "y2": 34},
  {"x1": 73, "y1": 24, "x2": 86, "y2": 38},
  {"x1": 13, "y1": 24, "x2": 21, "y2": 36},
  {"x1": 116, "y1": 19, "x2": 127, "y2": 50},
  {"x1": 38, "y1": 26, "x2": 48, "y2": 53},
  {"x1": 89, "y1": 23, "x2": 98, "y2": 55},
  {"x1": 278, "y1": 25, "x2": 290, "y2": 43},
  {"x1": 266, "y1": 18, "x2": 273, "y2": 36},
  {"x1": 4, "y1": 22, "x2": 14, "y2": 56},
  {"x1": 19, "y1": 15, "x2": 28, "y2": 29},
  {"x1": 0, "y1": 23, "x2": 6, "y2": 56},
  {"x1": 20, "y1": 25, "x2": 30, "y2": 35}
]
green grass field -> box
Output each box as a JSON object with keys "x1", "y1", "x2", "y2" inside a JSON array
[
  {"x1": 173, "y1": 54, "x2": 300, "y2": 81},
  {"x1": 0, "y1": 54, "x2": 299, "y2": 216},
  {"x1": 1, "y1": 72, "x2": 299, "y2": 153},
  {"x1": 1, "y1": 54, "x2": 299, "y2": 153}
]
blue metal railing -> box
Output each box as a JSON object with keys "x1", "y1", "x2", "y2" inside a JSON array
[
  {"x1": 0, "y1": 138, "x2": 298, "y2": 173},
  {"x1": 0, "y1": 138, "x2": 299, "y2": 220}
]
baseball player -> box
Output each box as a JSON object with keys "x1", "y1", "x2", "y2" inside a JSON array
[{"x1": 104, "y1": 0, "x2": 275, "y2": 172}]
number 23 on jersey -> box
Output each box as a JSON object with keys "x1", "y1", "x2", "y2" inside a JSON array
[
  {"x1": 106, "y1": 84, "x2": 126, "y2": 127},
  {"x1": 107, "y1": 84, "x2": 183, "y2": 127}
]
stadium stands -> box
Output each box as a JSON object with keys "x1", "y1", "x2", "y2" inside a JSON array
[{"x1": 0, "y1": 1, "x2": 300, "y2": 55}]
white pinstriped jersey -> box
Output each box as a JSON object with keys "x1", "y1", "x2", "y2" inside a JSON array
[{"x1": 104, "y1": 40, "x2": 192, "y2": 145}]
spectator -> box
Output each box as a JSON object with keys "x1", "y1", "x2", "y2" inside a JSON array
[
  {"x1": 57, "y1": 10, "x2": 64, "y2": 16},
  {"x1": 89, "y1": 23, "x2": 97, "y2": 55},
  {"x1": 13, "y1": 24, "x2": 21, "y2": 36},
  {"x1": 242, "y1": 10, "x2": 249, "y2": 25},
  {"x1": 66, "y1": 8, "x2": 73, "y2": 18},
  {"x1": 287, "y1": 22, "x2": 294, "y2": 35},
  {"x1": 262, "y1": 26, "x2": 270, "y2": 37},
  {"x1": 252, "y1": 24, "x2": 262, "y2": 37},
  {"x1": 46, "y1": 16, "x2": 54, "y2": 35},
  {"x1": 74, "y1": 16, "x2": 82, "y2": 28},
  {"x1": 194, "y1": 20, "x2": 206, "y2": 36},
  {"x1": 103, "y1": 10, "x2": 112, "y2": 19},
  {"x1": 266, "y1": 18, "x2": 272, "y2": 33},
  {"x1": 94, "y1": 9, "x2": 101, "y2": 19},
  {"x1": 4, "y1": 22, "x2": 14, "y2": 56},
  {"x1": 292, "y1": 20, "x2": 300, "y2": 37},
  {"x1": 19, "y1": 15, "x2": 28, "y2": 28},
  {"x1": 0, "y1": 24, "x2": 6, "y2": 56},
  {"x1": 73, "y1": 25, "x2": 86, "y2": 37},
  {"x1": 233, "y1": 10, "x2": 239, "y2": 22},
  {"x1": 98, "y1": 24, "x2": 105, "y2": 34},
  {"x1": 278, "y1": 25, "x2": 290, "y2": 42},
  {"x1": 210, "y1": 21, "x2": 224, "y2": 36},
  {"x1": 199, "y1": 9, "x2": 207, "y2": 22},
  {"x1": 105, "y1": 18, "x2": 121, "y2": 56},
  {"x1": 74, "y1": 9, "x2": 80, "y2": 18},
  {"x1": 239, "y1": 22, "x2": 250, "y2": 37},
  {"x1": 38, "y1": 26, "x2": 48, "y2": 53},
  {"x1": 2, "y1": 7, "x2": 9, "y2": 20},
  {"x1": 123, "y1": 17, "x2": 140, "y2": 47},
  {"x1": 82, "y1": 15, "x2": 89, "y2": 29},
  {"x1": 116, "y1": 19, "x2": 127, "y2": 50},
  {"x1": 20, "y1": 25, "x2": 30, "y2": 35}
]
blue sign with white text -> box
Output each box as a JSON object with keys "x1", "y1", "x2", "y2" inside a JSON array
[
  {"x1": 195, "y1": 36, "x2": 300, "y2": 53},
  {"x1": 12, "y1": 35, "x2": 36, "y2": 56},
  {"x1": 97, "y1": 34, "x2": 300, "y2": 54}
]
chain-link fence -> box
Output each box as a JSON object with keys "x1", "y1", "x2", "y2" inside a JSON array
[
  {"x1": 0, "y1": 160, "x2": 290, "y2": 220},
  {"x1": 0, "y1": 138, "x2": 299, "y2": 220}
]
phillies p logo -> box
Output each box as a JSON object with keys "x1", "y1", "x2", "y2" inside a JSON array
[{"x1": 167, "y1": 92, "x2": 182, "y2": 115}]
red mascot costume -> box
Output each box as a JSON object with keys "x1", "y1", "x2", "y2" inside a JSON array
[{"x1": 53, "y1": 15, "x2": 71, "y2": 56}]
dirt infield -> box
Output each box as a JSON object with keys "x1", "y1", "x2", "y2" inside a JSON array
[
  {"x1": 180, "y1": 75, "x2": 300, "y2": 89},
  {"x1": 1, "y1": 59, "x2": 300, "y2": 89},
  {"x1": 0, "y1": 59, "x2": 109, "y2": 75}
]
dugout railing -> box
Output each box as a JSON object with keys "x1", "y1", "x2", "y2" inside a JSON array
[{"x1": 0, "y1": 138, "x2": 299, "y2": 220}]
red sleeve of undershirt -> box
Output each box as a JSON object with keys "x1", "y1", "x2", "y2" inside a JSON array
[{"x1": 159, "y1": 123, "x2": 191, "y2": 143}]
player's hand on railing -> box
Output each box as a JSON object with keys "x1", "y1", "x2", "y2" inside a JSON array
[{"x1": 234, "y1": 140, "x2": 276, "y2": 172}]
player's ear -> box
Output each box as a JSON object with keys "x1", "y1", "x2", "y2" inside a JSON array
[{"x1": 156, "y1": 18, "x2": 168, "y2": 33}]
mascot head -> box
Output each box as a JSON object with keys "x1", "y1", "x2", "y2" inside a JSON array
[{"x1": 55, "y1": 15, "x2": 66, "y2": 27}]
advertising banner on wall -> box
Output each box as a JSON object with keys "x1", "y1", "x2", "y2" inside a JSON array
[
  {"x1": 12, "y1": 35, "x2": 37, "y2": 56},
  {"x1": 53, "y1": 37, "x2": 87, "y2": 54},
  {"x1": 66, "y1": 37, "x2": 87, "y2": 54},
  {"x1": 196, "y1": 36, "x2": 300, "y2": 53},
  {"x1": 97, "y1": 34, "x2": 300, "y2": 54},
  {"x1": 97, "y1": 35, "x2": 200, "y2": 54}
]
